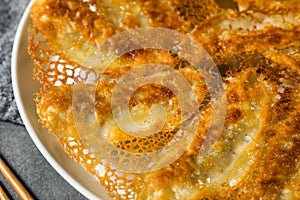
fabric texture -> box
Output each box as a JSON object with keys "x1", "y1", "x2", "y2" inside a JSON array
[{"x1": 0, "y1": 0, "x2": 31, "y2": 125}]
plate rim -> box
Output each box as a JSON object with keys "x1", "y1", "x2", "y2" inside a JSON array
[{"x1": 11, "y1": 1, "x2": 103, "y2": 199}]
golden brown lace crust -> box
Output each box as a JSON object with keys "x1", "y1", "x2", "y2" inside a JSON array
[{"x1": 29, "y1": 0, "x2": 300, "y2": 199}]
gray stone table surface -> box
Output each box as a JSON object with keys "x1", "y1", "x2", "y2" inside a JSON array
[
  {"x1": 0, "y1": 0, "x2": 87, "y2": 199},
  {"x1": 0, "y1": 122, "x2": 86, "y2": 200}
]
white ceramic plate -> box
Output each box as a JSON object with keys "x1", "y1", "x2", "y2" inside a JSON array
[{"x1": 11, "y1": 2, "x2": 110, "y2": 199}]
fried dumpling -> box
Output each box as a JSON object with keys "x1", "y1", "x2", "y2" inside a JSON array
[{"x1": 29, "y1": 0, "x2": 300, "y2": 199}]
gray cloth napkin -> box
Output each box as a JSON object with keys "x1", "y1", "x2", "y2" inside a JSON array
[{"x1": 0, "y1": 0, "x2": 30, "y2": 125}]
